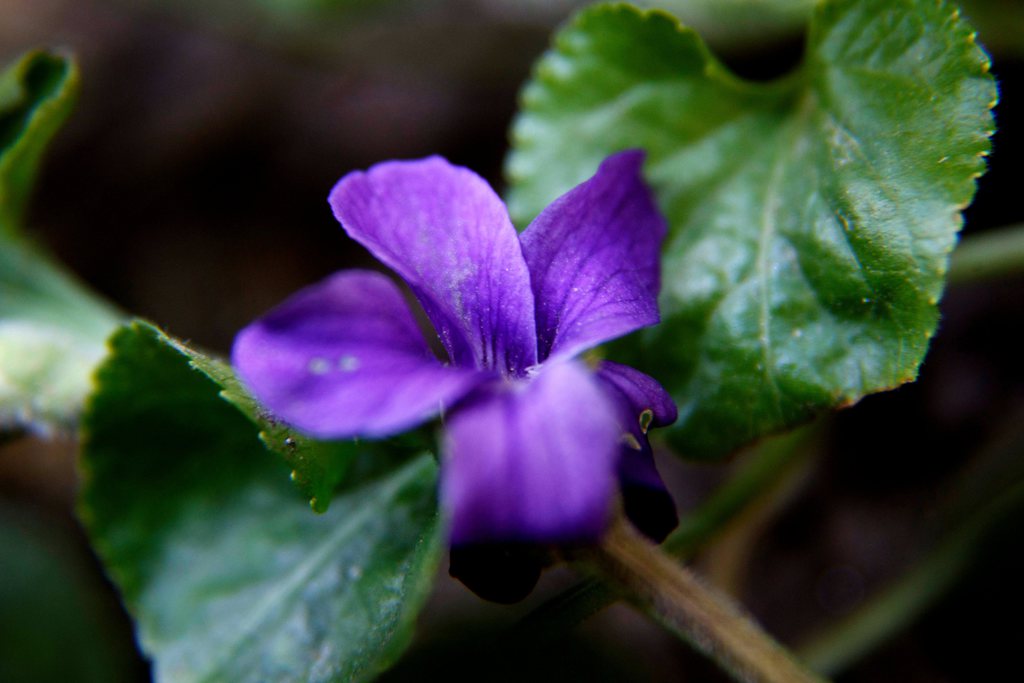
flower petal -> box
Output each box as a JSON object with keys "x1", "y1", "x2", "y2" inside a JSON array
[
  {"x1": 441, "y1": 360, "x2": 620, "y2": 545},
  {"x1": 329, "y1": 157, "x2": 538, "y2": 376},
  {"x1": 596, "y1": 360, "x2": 678, "y2": 430},
  {"x1": 597, "y1": 361, "x2": 678, "y2": 542},
  {"x1": 232, "y1": 270, "x2": 488, "y2": 439},
  {"x1": 447, "y1": 545, "x2": 546, "y2": 605},
  {"x1": 617, "y1": 441, "x2": 678, "y2": 543},
  {"x1": 520, "y1": 150, "x2": 668, "y2": 361}
]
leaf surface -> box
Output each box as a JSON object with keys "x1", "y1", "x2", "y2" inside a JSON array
[
  {"x1": 80, "y1": 321, "x2": 442, "y2": 683},
  {"x1": 0, "y1": 51, "x2": 121, "y2": 431},
  {"x1": 507, "y1": 0, "x2": 996, "y2": 458}
]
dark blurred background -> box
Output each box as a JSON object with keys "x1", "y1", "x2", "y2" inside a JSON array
[{"x1": 1, "y1": 0, "x2": 1022, "y2": 681}]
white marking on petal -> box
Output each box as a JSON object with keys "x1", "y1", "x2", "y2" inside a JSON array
[
  {"x1": 338, "y1": 355, "x2": 360, "y2": 372},
  {"x1": 308, "y1": 357, "x2": 331, "y2": 375}
]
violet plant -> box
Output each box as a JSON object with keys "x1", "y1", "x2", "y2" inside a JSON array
[
  {"x1": 232, "y1": 152, "x2": 679, "y2": 601},
  {"x1": 0, "y1": 0, "x2": 1014, "y2": 681}
]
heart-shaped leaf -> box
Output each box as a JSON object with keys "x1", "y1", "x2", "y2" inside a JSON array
[{"x1": 507, "y1": 0, "x2": 996, "y2": 459}]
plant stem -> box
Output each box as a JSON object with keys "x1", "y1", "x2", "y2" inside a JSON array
[
  {"x1": 665, "y1": 424, "x2": 819, "y2": 557},
  {"x1": 798, "y1": 467, "x2": 1024, "y2": 675},
  {"x1": 795, "y1": 409, "x2": 1024, "y2": 675},
  {"x1": 589, "y1": 517, "x2": 828, "y2": 683},
  {"x1": 518, "y1": 423, "x2": 822, "y2": 636},
  {"x1": 702, "y1": 439, "x2": 814, "y2": 596},
  {"x1": 948, "y1": 223, "x2": 1024, "y2": 284}
]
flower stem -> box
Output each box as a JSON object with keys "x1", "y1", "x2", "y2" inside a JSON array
[
  {"x1": 798, "y1": 477, "x2": 1024, "y2": 675},
  {"x1": 517, "y1": 423, "x2": 822, "y2": 636},
  {"x1": 798, "y1": 415, "x2": 1024, "y2": 676},
  {"x1": 589, "y1": 517, "x2": 828, "y2": 683},
  {"x1": 665, "y1": 423, "x2": 820, "y2": 558},
  {"x1": 948, "y1": 223, "x2": 1024, "y2": 284}
]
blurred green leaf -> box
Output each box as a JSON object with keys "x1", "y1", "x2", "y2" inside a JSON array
[
  {"x1": 0, "y1": 51, "x2": 76, "y2": 232},
  {"x1": 799, "y1": 415, "x2": 1024, "y2": 675},
  {"x1": 0, "y1": 51, "x2": 121, "y2": 433},
  {"x1": 79, "y1": 321, "x2": 443, "y2": 683},
  {"x1": 507, "y1": 0, "x2": 996, "y2": 459},
  {"x1": 0, "y1": 502, "x2": 140, "y2": 683}
]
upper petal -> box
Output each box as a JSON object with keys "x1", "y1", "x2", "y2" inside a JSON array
[
  {"x1": 519, "y1": 150, "x2": 667, "y2": 361},
  {"x1": 232, "y1": 270, "x2": 488, "y2": 439},
  {"x1": 441, "y1": 360, "x2": 620, "y2": 545},
  {"x1": 329, "y1": 157, "x2": 538, "y2": 376}
]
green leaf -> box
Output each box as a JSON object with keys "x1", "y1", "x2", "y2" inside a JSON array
[
  {"x1": 165, "y1": 335, "x2": 356, "y2": 511},
  {"x1": 507, "y1": 0, "x2": 996, "y2": 459},
  {"x1": 156, "y1": 324, "x2": 427, "y2": 511},
  {"x1": 0, "y1": 50, "x2": 122, "y2": 432},
  {"x1": 79, "y1": 321, "x2": 443, "y2": 683},
  {"x1": 0, "y1": 50, "x2": 77, "y2": 233},
  {"x1": 0, "y1": 239, "x2": 121, "y2": 432},
  {"x1": 0, "y1": 501, "x2": 140, "y2": 683}
]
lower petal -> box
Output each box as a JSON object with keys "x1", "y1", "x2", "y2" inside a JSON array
[
  {"x1": 597, "y1": 361, "x2": 679, "y2": 542},
  {"x1": 441, "y1": 360, "x2": 620, "y2": 546},
  {"x1": 447, "y1": 545, "x2": 546, "y2": 604},
  {"x1": 618, "y1": 440, "x2": 678, "y2": 543}
]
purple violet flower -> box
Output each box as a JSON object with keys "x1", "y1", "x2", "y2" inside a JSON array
[{"x1": 233, "y1": 151, "x2": 678, "y2": 601}]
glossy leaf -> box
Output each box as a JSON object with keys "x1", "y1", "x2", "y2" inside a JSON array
[
  {"x1": 170, "y1": 334, "x2": 354, "y2": 512},
  {"x1": 79, "y1": 321, "x2": 442, "y2": 683},
  {"x1": 0, "y1": 51, "x2": 121, "y2": 432},
  {"x1": 507, "y1": 0, "x2": 996, "y2": 459},
  {"x1": 162, "y1": 325, "x2": 429, "y2": 511}
]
